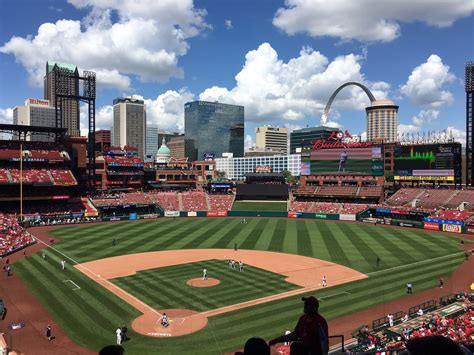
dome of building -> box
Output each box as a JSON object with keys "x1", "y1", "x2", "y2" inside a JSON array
[
  {"x1": 370, "y1": 99, "x2": 396, "y2": 107},
  {"x1": 156, "y1": 138, "x2": 171, "y2": 164}
]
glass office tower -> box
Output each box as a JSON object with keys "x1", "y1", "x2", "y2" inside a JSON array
[{"x1": 184, "y1": 101, "x2": 244, "y2": 160}]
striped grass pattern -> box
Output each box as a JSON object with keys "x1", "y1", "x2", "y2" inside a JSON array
[{"x1": 14, "y1": 218, "x2": 464, "y2": 354}]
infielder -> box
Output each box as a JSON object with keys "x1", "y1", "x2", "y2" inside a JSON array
[
  {"x1": 202, "y1": 268, "x2": 207, "y2": 280},
  {"x1": 321, "y1": 275, "x2": 327, "y2": 287},
  {"x1": 161, "y1": 313, "x2": 169, "y2": 328},
  {"x1": 239, "y1": 261, "x2": 244, "y2": 272},
  {"x1": 61, "y1": 260, "x2": 66, "y2": 270}
]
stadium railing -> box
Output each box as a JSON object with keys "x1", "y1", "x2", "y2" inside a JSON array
[
  {"x1": 408, "y1": 299, "x2": 436, "y2": 317},
  {"x1": 371, "y1": 311, "x2": 404, "y2": 332}
]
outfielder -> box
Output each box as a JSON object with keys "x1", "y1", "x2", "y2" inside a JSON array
[{"x1": 239, "y1": 261, "x2": 244, "y2": 272}]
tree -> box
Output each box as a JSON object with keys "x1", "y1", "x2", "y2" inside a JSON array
[{"x1": 281, "y1": 170, "x2": 295, "y2": 184}]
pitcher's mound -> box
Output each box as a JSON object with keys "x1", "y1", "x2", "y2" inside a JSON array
[{"x1": 186, "y1": 278, "x2": 220, "y2": 287}]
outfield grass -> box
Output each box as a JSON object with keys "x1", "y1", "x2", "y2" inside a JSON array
[
  {"x1": 14, "y1": 218, "x2": 464, "y2": 354},
  {"x1": 232, "y1": 201, "x2": 288, "y2": 211},
  {"x1": 111, "y1": 260, "x2": 298, "y2": 311}
]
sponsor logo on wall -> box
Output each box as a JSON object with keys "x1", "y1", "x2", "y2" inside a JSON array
[
  {"x1": 424, "y1": 222, "x2": 440, "y2": 231},
  {"x1": 442, "y1": 224, "x2": 462, "y2": 233},
  {"x1": 164, "y1": 211, "x2": 180, "y2": 217},
  {"x1": 339, "y1": 214, "x2": 356, "y2": 221}
]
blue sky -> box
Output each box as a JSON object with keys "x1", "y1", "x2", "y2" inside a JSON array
[{"x1": 0, "y1": 0, "x2": 473, "y2": 147}]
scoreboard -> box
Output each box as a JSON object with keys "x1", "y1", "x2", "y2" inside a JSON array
[{"x1": 394, "y1": 143, "x2": 461, "y2": 183}]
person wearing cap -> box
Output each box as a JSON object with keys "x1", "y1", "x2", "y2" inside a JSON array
[{"x1": 268, "y1": 296, "x2": 329, "y2": 355}]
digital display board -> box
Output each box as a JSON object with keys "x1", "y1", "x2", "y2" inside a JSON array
[
  {"x1": 394, "y1": 143, "x2": 461, "y2": 182},
  {"x1": 301, "y1": 147, "x2": 383, "y2": 176}
]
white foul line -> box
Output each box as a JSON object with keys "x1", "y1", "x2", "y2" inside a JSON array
[
  {"x1": 63, "y1": 279, "x2": 81, "y2": 291},
  {"x1": 319, "y1": 291, "x2": 350, "y2": 301},
  {"x1": 34, "y1": 237, "x2": 164, "y2": 318}
]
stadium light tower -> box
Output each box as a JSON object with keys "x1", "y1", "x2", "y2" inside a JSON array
[{"x1": 466, "y1": 62, "x2": 474, "y2": 187}]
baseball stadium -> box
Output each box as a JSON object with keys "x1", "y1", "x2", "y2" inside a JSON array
[
  {"x1": 0, "y1": 71, "x2": 473, "y2": 354},
  {"x1": 0, "y1": 125, "x2": 473, "y2": 355}
]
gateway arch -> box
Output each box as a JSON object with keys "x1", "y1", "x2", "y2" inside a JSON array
[{"x1": 320, "y1": 82, "x2": 376, "y2": 125}]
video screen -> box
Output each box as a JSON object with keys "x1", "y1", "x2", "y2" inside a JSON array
[
  {"x1": 300, "y1": 147, "x2": 383, "y2": 176},
  {"x1": 394, "y1": 143, "x2": 461, "y2": 181}
]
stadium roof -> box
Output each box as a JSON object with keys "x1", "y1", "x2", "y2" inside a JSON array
[
  {"x1": 291, "y1": 126, "x2": 340, "y2": 133},
  {"x1": 0, "y1": 123, "x2": 67, "y2": 135}
]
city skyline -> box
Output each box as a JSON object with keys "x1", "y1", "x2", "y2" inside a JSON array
[{"x1": 0, "y1": 0, "x2": 473, "y2": 148}]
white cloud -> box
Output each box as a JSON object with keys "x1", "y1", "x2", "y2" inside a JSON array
[
  {"x1": 446, "y1": 126, "x2": 466, "y2": 144},
  {"x1": 411, "y1": 109, "x2": 440, "y2": 126},
  {"x1": 0, "y1": 108, "x2": 13, "y2": 124},
  {"x1": 225, "y1": 19, "x2": 233, "y2": 30},
  {"x1": 80, "y1": 104, "x2": 113, "y2": 136},
  {"x1": 244, "y1": 134, "x2": 254, "y2": 150},
  {"x1": 401, "y1": 55, "x2": 455, "y2": 107},
  {"x1": 145, "y1": 88, "x2": 195, "y2": 133},
  {"x1": 0, "y1": 0, "x2": 209, "y2": 89},
  {"x1": 273, "y1": 0, "x2": 473, "y2": 42},
  {"x1": 199, "y1": 43, "x2": 390, "y2": 124}
]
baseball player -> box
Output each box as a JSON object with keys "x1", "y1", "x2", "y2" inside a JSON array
[
  {"x1": 61, "y1": 260, "x2": 66, "y2": 270},
  {"x1": 228, "y1": 259, "x2": 232, "y2": 269},
  {"x1": 239, "y1": 261, "x2": 244, "y2": 272},
  {"x1": 321, "y1": 276, "x2": 327, "y2": 287},
  {"x1": 42, "y1": 252, "x2": 46, "y2": 260},
  {"x1": 387, "y1": 314, "x2": 394, "y2": 327},
  {"x1": 116, "y1": 327, "x2": 122, "y2": 345},
  {"x1": 231, "y1": 260, "x2": 236, "y2": 269},
  {"x1": 202, "y1": 268, "x2": 207, "y2": 280},
  {"x1": 161, "y1": 313, "x2": 169, "y2": 328}
]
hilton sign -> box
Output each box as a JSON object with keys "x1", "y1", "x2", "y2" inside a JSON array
[
  {"x1": 27, "y1": 98, "x2": 50, "y2": 106},
  {"x1": 311, "y1": 130, "x2": 372, "y2": 150}
]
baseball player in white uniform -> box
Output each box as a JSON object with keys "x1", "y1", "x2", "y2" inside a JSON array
[
  {"x1": 321, "y1": 275, "x2": 327, "y2": 287},
  {"x1": 202, "y1": 268, "x2": 207, "y2": 280}
]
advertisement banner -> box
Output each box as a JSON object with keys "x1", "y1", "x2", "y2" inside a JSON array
[
  {"x1": 288, "y1": 212, "x2": 302, "y2": 218},
  {"x1": 442, "y1": 224, "x2": 462, "y2": 233},
  {"x1": 424, "y1": 217, "x2": 464, "y2": 226},
  {"x1": 314, "y1": 213, "x2": 327, "y2": 219},
  {"x1": 164, "y1": 211, "x2": 180, "y2": 217},
  {"x1": 424, "y1": 222, "x2": 440, "y2": 231},
  {"x1": 187, "y1": 211, "x2": 197, "y2": 217},
  {"x1": 207, "y1": 211, "x2": 228, "y2": 217},
  {"x1": 339, "y1": 214, "x2": 356, "y2": 221},
  {"x1": 467, "y1": 226, "x2": 474, "y2": 234},
  {"x1": 129, "y1": 213, "x2": 137, "y2": 220}
]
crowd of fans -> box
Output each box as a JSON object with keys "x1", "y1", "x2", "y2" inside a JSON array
[
  {"x1": 289, "y1": 201, "x2": 369, "y2": 214},
  {"x1": 353, "y1": 293, "x2": 473, "y2": 354},
  {"x1": 387, "y1": 188, "x2": 474, "y2": 210},
  {"x1": 0, "y1": 213, "x2": 35, "y2": 256},
  {"x1": 2, "y1": 168, "x2": 77, "y2": 185}
]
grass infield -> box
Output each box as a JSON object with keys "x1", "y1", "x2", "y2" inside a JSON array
[
  {"x1": 231, "y1": 201, "x2": 288, "y2": 211},
  {"x1": 15, "y1": 218, "x2": 464, "y2": 354}
]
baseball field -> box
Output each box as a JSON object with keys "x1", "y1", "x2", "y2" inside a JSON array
[{"x1": 14, "y1": 217, "x2": 465, "y2": 354}]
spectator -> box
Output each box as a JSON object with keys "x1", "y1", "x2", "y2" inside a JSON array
[
  {"x1": 269, "y1": 296, "x2": 328, "y2": 355},
  {"x1": 234, "y1": 337, "x2": 270, "y2": 355},
  {"x1": 405, "y1": 335, "x2": 466, "y2": 355}
]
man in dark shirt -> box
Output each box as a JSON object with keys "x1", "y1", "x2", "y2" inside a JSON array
[{"x1": 269, "y1": 296, "x2": 328, "y2": 355}]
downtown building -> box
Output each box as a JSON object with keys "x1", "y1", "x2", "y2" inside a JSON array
[
  {"x1": 13, "y1": 98, "x2": 56, "y2": 141},
  {"x1": 145, "y1": 125, "x2": 159, "y2": 158},
  {"x1": 113, "y1": 97, "x2": 146, "y2": 158},
  {"x1": 215, "y1": 153, "x2": 301, "y2": 180},
  {"x1": 290, "y1": 126, "x2": 340, "y2": 153},
  {"x1": 466, "y1": 62, "x2": 474, "y2": 186},
  {"x1": 366, "y1": 99, "x2": 399, "y2": 143},
  {"x1": 44, "y1": 61, "x2": 81, "y2": 137},
  {"x1": 255, "y1": 125, "x2": 288, "y2": 154},
  {"x1": 184, "y1": 101, "x2": 244, "y2": 160}
]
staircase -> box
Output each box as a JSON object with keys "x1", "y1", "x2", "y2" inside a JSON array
[
  {"x1": 444, "y1": 190, "x2": 459, "y2": 207},
  {"x1": 46, "y1": 171, "x2": 55, "y2": 184},
  {"x1": 178, "y1": 193, "x2": 184, "y2": 210}
]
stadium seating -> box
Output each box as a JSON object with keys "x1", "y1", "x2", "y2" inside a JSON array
[
  {"x1": 446, "y1": 190, "x2": 474, "y2": 210},
  {"x1": 387, "y1": 188, "x2": 424, "y2": 206},
  {"x1": 359, "y1": 186, "x2": 383, "y2": 197},
  {"x1": 0, "y1": 170, "x2": 9, "y2": 184},
  {"x1": 181, "y1": 191, "x2": 207, "y2": 211},
  {"x1": 289, "y1": 201, "x2": 368, "y2": 214},
  {"x1": 9, "y1": 168, "x2": 52, "y2": 183},
  {"x1": 0, "y1": 213, "x2": 35, "y2": 256},
  {"x1": 207, "y1": 194, "x2": 234, "y2": 211},
  {"x1": 429, "y1": 210, "x2": 472, "y2": 222},
  {"x1": 149, "y1": 192, "x2": 180, "y2": 211},
  {"x1": 50, "y1": 169, "x2": 77, "y2": 185}
]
